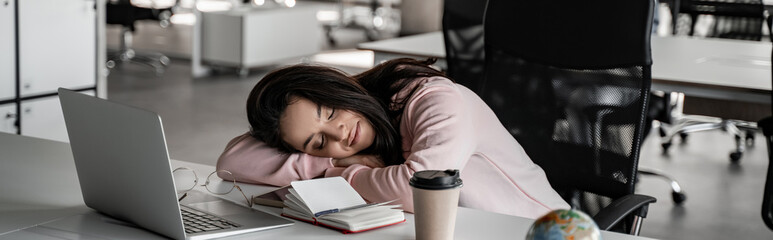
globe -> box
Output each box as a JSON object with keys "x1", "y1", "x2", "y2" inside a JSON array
[{"x1": 525, "y1": 209, "x2": 601, "y2": 240}]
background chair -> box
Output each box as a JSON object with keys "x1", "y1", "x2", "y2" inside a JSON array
[
  {"x1": 761, "y1": 116, "x2": 773, "y2": 231},
  {"x1": 322, "y1": 0, "x2": 401, "y2": 46},
  {"x1": 441, "y1": 0, "x2": 486, "y2": 93},
  {"x1": 658, "y1": 0, "x2": 682, "y2": 34},
  {"x1": 678, "y1": 0, "x2": 765, "y2": 40},
  {"x1": 758, "y1": 36, "x2": 773, "y2": 232},
  {"x1": 481, "y1": 0, "x2": 657, "y2": 234},
  {"x1": 106, "y1": 0, "x2": 174, "y2": 75},
  {"x1": 658, "y1": 0, "x2": 766, "y2": 163}
]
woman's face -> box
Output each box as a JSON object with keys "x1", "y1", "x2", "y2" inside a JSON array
[{"x1": 279, "y1": 97, "x2": 376, "y2": 158}]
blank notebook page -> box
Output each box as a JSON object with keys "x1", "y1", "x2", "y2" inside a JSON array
[{"x1": 290, "y1": 177, "x2": 367, "y2": 215}]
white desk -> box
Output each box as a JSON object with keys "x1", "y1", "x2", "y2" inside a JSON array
[
  {"x1": 0, "y1": 132, "x2": 655, "y2": 239},
  {"x1": 200, "y1": 4, "x2": 321, "y2": 76},
  {"x1": 191, "y1": 2, "x2": 323, "y2": 78},
  {"x1": 358, "y1": 31, "x2": 448, "y2": 70},
  {"x1": 357, "y1": 32, "x2": 772, "y2": 104}
]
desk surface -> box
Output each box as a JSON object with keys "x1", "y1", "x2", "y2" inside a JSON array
[
  {"x1": 358, "y1": 32, "x2": 772, "y2": 103},
  {"x1": 357, "y1": 31, "x2": 447, "y2": 59},
  {"x1": 0, "y1": 132, "x2": 655, "y2": 239}
]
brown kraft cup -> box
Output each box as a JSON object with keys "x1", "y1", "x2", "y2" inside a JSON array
[{"x1": 410, "y1": 169, "x2": 463, "y2": 240}]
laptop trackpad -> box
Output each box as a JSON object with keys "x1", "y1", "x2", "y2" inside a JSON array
[{"x1": 185, "y1": 200, "x2": 249, "y2": 216}]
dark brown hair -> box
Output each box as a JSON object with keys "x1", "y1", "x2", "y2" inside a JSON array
[{"x1": 246, "y1": 58, "x2": 445, "y2": 166}]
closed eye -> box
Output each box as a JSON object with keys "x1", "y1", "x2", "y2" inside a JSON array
[
  {"x1": 315, "y1": 107, "x2": 334, "y2": 150},
  {"x1": 316, "y1": 135, "x2": 325, "y2": 150}
]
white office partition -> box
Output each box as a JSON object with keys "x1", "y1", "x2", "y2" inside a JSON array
[
  {"x1": 0, "y1": 0, "x2": 15, "y2": 101},
  {"x1": 20, "y1": 90, "x2": 96, "y2": 143},
  {"x1": 18, "y1": 0, "x2": 96, "y2": 97}
]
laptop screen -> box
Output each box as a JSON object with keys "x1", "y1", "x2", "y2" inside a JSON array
[{"x1": 59, "y1": 88, "x2": 187, "y2": 239}]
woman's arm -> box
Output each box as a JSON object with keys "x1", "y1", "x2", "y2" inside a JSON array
[
  {"x1": 333, "y1": 155, "x2": 385, "y2": 168},
  {"x1": 216, "y1": 133, "x2": 335, "y2": 186},
  {"x1": 325, "y1": 81, "x2": 476, "y2": 212}
]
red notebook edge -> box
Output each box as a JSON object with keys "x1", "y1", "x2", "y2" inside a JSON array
[
  {"x1": 280, "y1": 213, "x2": 406, "y2": 234},
  {"x1": 329, "y1": 219, "x2": 407, "y2": 234}
]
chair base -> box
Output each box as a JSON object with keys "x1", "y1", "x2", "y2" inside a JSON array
[
  {"x1": 652, "y1": 91, "x2": 758, "y2": 163},
  {"x1": 107, "y1": 26, "x2": 169, "y2": 76},
  {"x1": 659, "y1": 115, "x2": 757, "y2": 163},
  {"x1": 107, "y1": 49, "x2": 170, "y2": 75}
]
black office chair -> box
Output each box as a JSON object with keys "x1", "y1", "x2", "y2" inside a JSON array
[
  {"x1": 678, "y1": 0, "x2": 765, "y2": 40},
  {"x1": 106, "y1": 0, "x2": 174, "y2": 75},
  {"x1": 761, "y1": 116, "x2": 773, "y2": 231},
  {"x1": 441, "y1": 0, "x2": 486, "y2": 93},
  {"x1": 658, "y1": 0, "x2": 766, "y2": 163},
  {"x1": 482, "y1": 0, "x2": 657, "y2": 234},
  {"x1": 443, "y1": 0, "x2": 686, "y2": 206},
  {"x1": 759, "y1": 42, "x2": 773, "y2": 232}
]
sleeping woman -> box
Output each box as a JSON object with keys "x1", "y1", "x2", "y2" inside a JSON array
[{"x1": 216, "y1": 58, "x2": 568, "y2": 219}]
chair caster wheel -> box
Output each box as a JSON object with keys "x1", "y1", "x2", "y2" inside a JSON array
[
  {"x1": 672, "y1": 191, "x2": 686, "y2": 205},
  {"x1": 679, "y1": 132, "x2": 688, "y2": 142},
  {"x1": 160, "y1": 56, "x2": 171, "y2": 66},
  {"x1": 661, "y1": 142, "x2": 672, "y2": 152},
  {"x1": 729, "y1": 151, "x2": 742, "y2": 163},
  {"x1": 746, "y1": 131, "x2": 755, "y2": 146}
]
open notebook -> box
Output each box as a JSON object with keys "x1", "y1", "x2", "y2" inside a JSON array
[{"x1": 280, "y1": 177, "x2": 405, "y2": 233}]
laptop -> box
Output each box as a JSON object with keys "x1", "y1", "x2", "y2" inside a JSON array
[{"x1": 58, "y1": 88, "x2": 293, "y2": 240}]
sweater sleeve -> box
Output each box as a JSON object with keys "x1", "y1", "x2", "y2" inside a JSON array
[
  {"x1": 325, "y1": 82, "x2": 476, "y2": 212},
  {"x1": 216, "y1": 133, "x2": 335, "y2": 186}
]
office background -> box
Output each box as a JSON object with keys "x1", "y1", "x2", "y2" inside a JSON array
[{"x1": 3, "y1": 0, "x2": 773, "y2": 239}]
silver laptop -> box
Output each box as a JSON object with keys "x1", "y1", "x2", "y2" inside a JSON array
[{"x1": 58, "y1": 88, "x2": 293, "y2": 240}]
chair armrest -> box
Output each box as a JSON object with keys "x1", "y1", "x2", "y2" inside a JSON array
[{"x1": 593, "y1": 194, "x2": 657, "y2": 231}]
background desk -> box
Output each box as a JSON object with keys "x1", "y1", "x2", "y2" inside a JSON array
[
  {"x1": 0, "y1": 132, "x2": 655, "y2": 239},
  {"x1": 200, "y1": 4, "x2": 321, "y2": 77},
  {"x1": 358, "y1": 32, "x2": 772, "y2": 106}
]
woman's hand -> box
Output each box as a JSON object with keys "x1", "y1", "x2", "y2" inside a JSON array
[{"x1": 332, "y1": 155, "x2": 385, "y2": 168}]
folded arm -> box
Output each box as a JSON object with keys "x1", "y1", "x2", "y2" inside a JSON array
[{"x1": 216, "y1": 133, "x2": 335, "y2": 186}]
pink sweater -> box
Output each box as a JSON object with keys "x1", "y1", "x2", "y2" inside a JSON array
[{"x1": 217, "y1": 76, "x2": 569, "y2": 219}]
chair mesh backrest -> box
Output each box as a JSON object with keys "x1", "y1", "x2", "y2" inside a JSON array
[
  {"x1": 482, "y1": 0, "x2": 654, "y2": 216},
  {"x1": 106, "y1": 0, "x2": 169, "y2": 30},
  {"x1": 442, "y1": 0, "x2": 487, "y2": 93},
  {"x1": 680, "y1": 0, "x2": 765, "y2": 41}
]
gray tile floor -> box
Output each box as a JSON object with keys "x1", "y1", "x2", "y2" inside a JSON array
[
  {"x1": 106, "y1": 15, "x2": 773, "y2": 240},
  {"x1": 637, "y1": 130, "x2": 772, "y2": 239}
]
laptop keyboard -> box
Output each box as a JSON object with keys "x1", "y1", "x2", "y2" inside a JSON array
[{"x1": 181, "y1": 206, "x2": 240, "y2": 234}]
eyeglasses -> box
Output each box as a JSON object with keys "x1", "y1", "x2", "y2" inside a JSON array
[{"x1": 172, "y1": 167, "x2": 254, "y2": 207}]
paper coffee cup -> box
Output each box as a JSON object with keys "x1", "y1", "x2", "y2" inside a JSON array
[{"x1": 410, "y1": 169, "x2": 463, "y2": 240}]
